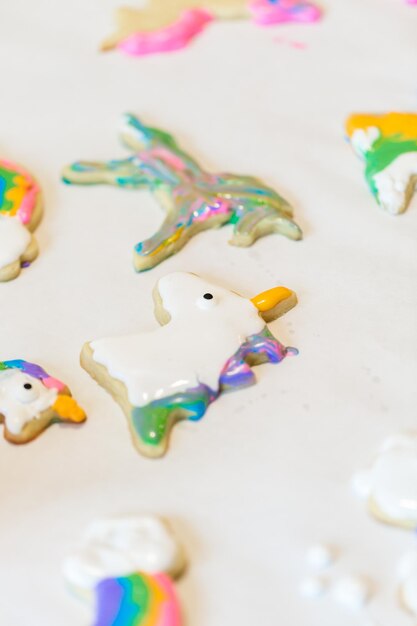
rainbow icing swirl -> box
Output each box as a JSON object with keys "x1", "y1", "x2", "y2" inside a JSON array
[
  {"x1": 0, "y1": 160, "x2": 39, "y2": 224},
  {"x1": 94, "y1": 572, "x2": 181, "y2": 626},
  {"x1": 63, "y1": 114, "x2": 302, "y2": 271}
]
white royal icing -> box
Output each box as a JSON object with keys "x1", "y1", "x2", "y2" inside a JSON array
[
  {"x1": 90, "y1": 272, "x2": 265, "y2": 406},
  {"x1": 372, "y1": 152, "x2": 417, "y2": 214},
  {"x1": 63, "y1": 515, "x2": 181, "y2": 590},
  {"x1": 0, "y1": 370, "x2": 58, "y2": 435},
  {"x1": 351, "y1": 127, "x2": 380, "y2": 156},
  {"x1": 361, "y1": 435, "x2": 417, "y2": 525},
  {"x1": 0, "y1": 215, "x2": 31, "y2": 270}
]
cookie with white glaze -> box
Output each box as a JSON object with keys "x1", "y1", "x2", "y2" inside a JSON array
[
  {"x1": 62, "y1": 114, "x2": 302, "y2": 272},
  {"x1": 63, "y1": 515, "x2": 186, "y2": 626},
  {"x1": 100, "y1": 0, "x2": 321, "y2": 56},
  {"x1": 346, "y1": 113, "x2": 417, "y2": 215},
  {"x1": 0, "y1": 360, "x2": 86, "y2": 444},
  {"x1": 81, "y1": 271, "x2": 298, "y2": 458},
  {"x1": 0, "y1": 160, "x2": 43, "y2": 282},
  {"x1": 353, "y1": 434, "x2": 417, "y2": 530}
]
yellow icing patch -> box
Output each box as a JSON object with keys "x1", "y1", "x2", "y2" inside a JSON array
[
  {"x1": 251, "y1": 286, "x2": 293, "y2": 312},
  {"x1": 52, "y1": 395, "x2": 86, "y2": 423},
  {"x1": 4, "y1": 175, "x2": 30, "y2": 215},
  {"x1": 346, "y1": 113, "x2": 417, "y2": 140}
]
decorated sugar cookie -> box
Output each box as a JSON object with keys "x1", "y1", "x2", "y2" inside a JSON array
[
  {"x1": 352, "y1": 434, "x2": 417, "y2": 530},
  {"x1": 63, "y1": 114, "x2": 302, "y2": 272},
  {"x1": 63, "y1": 515, "x2": 186, "y2": 626},
  {"x1": 100, "y1": 0, "x2": 322, "y2": 56},
  {"x1": 0, "y1": 160, "x2": 42, "y2": 281},
  {"x1": 346, "y1": 113, "x2": 417, "y2": 215},
  {"x1": 0, "y1": 360, "x2": 86, "y2": 444},
  {"x1": 81, "y1": 271, "x2": 298, "y2": 458}
]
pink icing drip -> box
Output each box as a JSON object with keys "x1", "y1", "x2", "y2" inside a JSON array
[
  {"x1": 249, "y1": 0, "x2": 322, "y2": 25},
  {"x1": 117, "y1": 9, "x2": 213, "y2": 56},
  {"x1": 154, "y1": 573, "x2": 182, "y2": 626},
  {"x1": 42, "y1": 376, "x2": 66, "y2": 392},
  {"x1": 0, "y1": 158, "x2": 39, "y2": 224}
]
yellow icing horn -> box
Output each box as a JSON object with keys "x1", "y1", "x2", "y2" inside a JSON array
[
  {"x1": 52, "y1": 395, "x2": 86, "y2": 423},
  {"x1": 251, "y1": 286, "x2": 297, "y2": 322}
]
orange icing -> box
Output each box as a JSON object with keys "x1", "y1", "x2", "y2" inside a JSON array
[
  {"x1": 346, "y1": 113, "x2": 417, "y2": 140},
  {"x1": 251, "y1": 286, "x2": 293, "y2": 312},
  {"x1": 52, "y1": 395, "x2": 86, "y2": 423}
]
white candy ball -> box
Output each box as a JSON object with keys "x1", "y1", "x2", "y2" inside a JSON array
[
  {"x1": 299, "y1": 576, "x2": 327, "y2": 599},
  {"x1": 306, "y1": 544, "x2": 335, "y2": 570},
  {"x1": 332, "y1": 576, "x2": 371, "y2": 610}
]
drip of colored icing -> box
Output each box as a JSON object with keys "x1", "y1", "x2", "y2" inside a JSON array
[
  {"x1": 249, "y1": 0, "x2": 321, "y2": 25},
  {"x1": 94, "y1": 572, "x2": 181, "y2": 626},
  {"x1": 63, "y1": 516, "x2": 183, "y2": 591},
  {"x1": 0, "y1": 369, "x2": 57, "y2": 434},
  {"x1": 62, "y1": 114, "x2": 302, "y2": 272},
  {"x1": 131, "y1": 328, "x2": 293, "y2": 448},
  {"x1": 118, "y1": 9, "x2": 213, "y2": 56},
  {"x1": 0, "y1": 215, "x2": 31, "y2": 270},
  {"x1": 346, "y1": 113, "x2": 417, "y2": 214}
]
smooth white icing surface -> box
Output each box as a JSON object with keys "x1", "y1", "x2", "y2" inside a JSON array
[
  {"x1": 373, "y1": 152, "x2": 417, "y2": 214},
  {"x1": 90, "y1": 272, "x2": 264, "y2": 406},
  {"x1": 0, "y1": 215, "x2": 31, "y2": 269},
  {"x1": 0, "y1": 370, "x2": 57, "y2": 435},
  {"x1": 367, "y1": 435, "x2": 417, "y2": 524},
  {"x1": 63, "y1": 516, "x2": 181, "y2": 589}
]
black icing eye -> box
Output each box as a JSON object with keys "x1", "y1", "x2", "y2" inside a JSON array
[
  {"x1": 23, "y1": 383, "x2": 32, "y2": 390},
  {"x1": 203, "y1": 293, "x2": 214, "y2": 300}
]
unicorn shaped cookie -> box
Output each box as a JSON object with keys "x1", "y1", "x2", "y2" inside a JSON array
[
  {"x1": 0, "y1": 360, "x2": 86, "y2": 444},
  {"x1": 346, "y1": 113, "x2": 417, "y2": 215},
  {"x1": 64, "y1": 515, "x2": 186, "y2": 626},
  {"x1": 62, "y1": 114, "x2": 302, "y2": 272},
  {"x1": 0, "y1": 160, "x2": 42, "y2": 281},
  {"x1": 100, "y1": 0, "x2": 321, "y2": 56},
  {"x1": 81, "y1": 271, "x2": 298, "y2": 458}
]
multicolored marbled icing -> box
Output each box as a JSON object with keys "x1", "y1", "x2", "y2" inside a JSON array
[
  {"x1": 95, "y1": 573, "x2": 181, "y2": 626},
  {"x1": 346, "y1": 113, "x2": 417, "y2": 215},
  {"x1": 63, "y1": 114, "x2": 302, "y2": 271},
  {"x1": 100, "y1": 0, "x2": 321, "y2": 56},
  {"x1": 0, "y1": 360, "x2": 86, "y2": 440},
  {"x1": 0, "y1": 160, "x2": 39, "y2": 224},
  {"x1": 132, "y1": 328, "x2": 297, "y2": 450},
  {"x1": 0, "y1": 160, "x2": 41, "y2": 276}
]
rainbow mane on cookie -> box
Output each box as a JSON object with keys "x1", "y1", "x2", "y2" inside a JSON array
[
  {"x1": 0, "y1": 360, "x2": 65, "y2": 391},
  {"x1": 0, "y1": 160, "x2": 39, "y2": 225}
]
